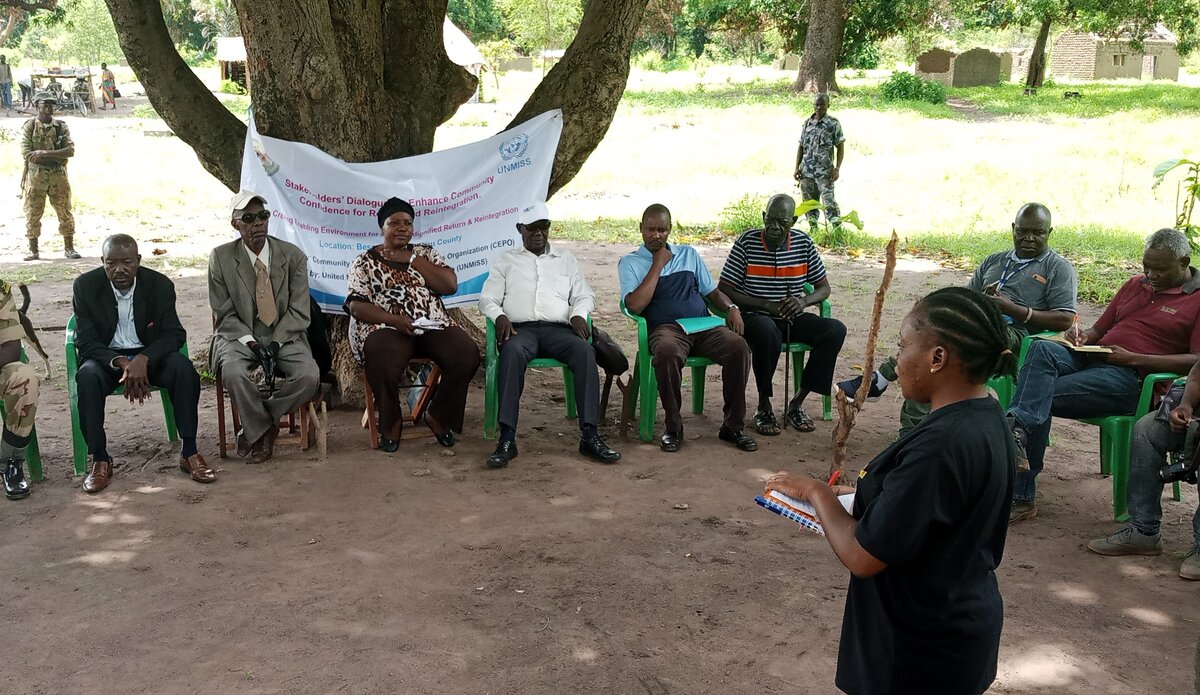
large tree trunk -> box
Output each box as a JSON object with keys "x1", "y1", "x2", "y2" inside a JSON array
[
  {"x1": 104, "y1": 0, "x2": 650, "y2": 404},
  {"x1": 1025, "y1": 15, "x2": 1053, "y2": 89},
  {"x1": 793, "y1": 0, "x2": 849, "y2": 94}
]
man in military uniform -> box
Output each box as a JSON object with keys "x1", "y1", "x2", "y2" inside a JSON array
[
  {"x1": 21, "y1": 91, "x2": 80, "y2": 261},
  {"x1": 793, "y1": 93, "x2": 845, "y2": 236},
  {"x1": 0, "y1": 281, "x2": 39, "y2": 499}
]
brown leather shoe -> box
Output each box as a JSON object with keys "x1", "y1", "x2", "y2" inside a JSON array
[
  {"x1": 179, "y1": 453, "x2": 216, "y2": 483},
  {"x1": 249, "y1": 426, "x2": 277, "y2": 464},
  {"x1": 83, "y1": 457, "x2": 112, "y2": 493}
]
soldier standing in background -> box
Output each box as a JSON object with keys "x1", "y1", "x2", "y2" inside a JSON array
[
  {"x1": 793, "y1": 93, "x2": 845, "y2": 237},
  {"x1": 20, "y1": 91, "x2": 80, "y2": 261}
]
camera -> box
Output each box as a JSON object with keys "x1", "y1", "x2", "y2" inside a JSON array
[{"x1": 1160, "y1": 420, "x2": 1200, "y2": 485}]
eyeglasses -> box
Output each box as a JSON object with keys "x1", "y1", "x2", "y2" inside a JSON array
[{"x1": 238, "y1": 210, "x2": 271, "y2": 223}]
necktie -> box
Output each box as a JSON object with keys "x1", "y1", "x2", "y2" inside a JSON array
[{"x1": 255, "y1": 258, "x2": 277, "y2": 326}]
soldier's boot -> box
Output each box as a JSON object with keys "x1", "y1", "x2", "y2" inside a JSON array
[
  {"x1": 22, "y1": 239, "x2": 38, "y2": 262},
  {"x1": 62, "y1": 236, "x2": 81, "y2": 260}
]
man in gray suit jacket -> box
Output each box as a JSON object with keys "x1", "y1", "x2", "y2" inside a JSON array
[{"x1": 209, "y1": 191, "x2": 320, "y2": 463}]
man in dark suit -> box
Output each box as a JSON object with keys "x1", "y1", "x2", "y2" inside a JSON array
[
  {"x1": 73, "y1": 234, "x2": 212, "y2": 493},
  {"x1": 209, "y1": 191, "x2": 319, "y2": 463}
]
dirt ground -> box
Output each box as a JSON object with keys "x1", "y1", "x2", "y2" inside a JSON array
[{"x1": 0, "y1": 239, "x2": 1195, "y2": 695}]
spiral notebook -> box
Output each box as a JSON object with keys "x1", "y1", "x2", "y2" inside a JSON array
[{"x1": 755, "y1": 489, "x2": 855, "y2": 536}]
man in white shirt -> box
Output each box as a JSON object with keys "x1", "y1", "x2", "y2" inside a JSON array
[
  {"x1": 209, "y1": 191, "x2": 320, "y2": 464},
  {"x1": 479, "y1": 202, "x2": 620, "y2": 468}
]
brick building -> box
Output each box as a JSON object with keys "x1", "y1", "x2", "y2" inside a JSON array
[{"x1": 1050, "y1": 27, "x2": 1180, "y2": 81}]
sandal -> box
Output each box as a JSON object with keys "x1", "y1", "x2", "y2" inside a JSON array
[
  {"x1": 753, "y1": 409, "x2": 781, "y2": 436},
  {"x1": 786, "y1": 407, "x2": 815, "y2": 433}
]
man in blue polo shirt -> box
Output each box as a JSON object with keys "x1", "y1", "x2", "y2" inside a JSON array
[
  {"x1": 719, "y1": 194, "x2": 846, "y2": 436},
  {"x1": 619, "y1": 203, "x2": 757, "y2": 453}
]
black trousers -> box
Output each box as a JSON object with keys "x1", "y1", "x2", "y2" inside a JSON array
[
  {"x1": 76, "y1": 350, "x2": 201, "y2": 458},
  {"x1": 498, "y1": 322, "x2": 599, "y2": 431},
  {"x1": 743, "y1": 313, "x2": 846, "y2": 399}
]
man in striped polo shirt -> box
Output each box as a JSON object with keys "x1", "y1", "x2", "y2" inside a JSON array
[{"x1": 719, "y1": 194, "x2": 847, "y2": 435}]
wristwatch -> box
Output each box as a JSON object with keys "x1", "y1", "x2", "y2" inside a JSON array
[{"x1": 727, "y1": 303, "x2": 739, "y2": 311}]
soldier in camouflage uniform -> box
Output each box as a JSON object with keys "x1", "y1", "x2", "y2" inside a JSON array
[
  {"x1": 0, "y1": 281, "x2": 39, "y2": 499},
  {"x1": 793, "y1": 93, "x2": 845, "y2": 234},
  {"x1": 21, "y1": 91, "x2": 80, "y2": 261}
]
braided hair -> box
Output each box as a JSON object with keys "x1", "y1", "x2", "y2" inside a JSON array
[{"x1": 910, "y1": 287, "x2": 1017, "y2": 384}]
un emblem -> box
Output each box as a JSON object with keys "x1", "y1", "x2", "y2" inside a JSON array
[{"x1": 498, "y1": 133, "x2": 529, "y2": 161}]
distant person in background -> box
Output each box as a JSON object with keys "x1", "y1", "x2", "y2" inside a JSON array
[
  {"x1": 793, "y1": 93, "x2": 845, "y2": 237},
  {"x1": 18, "y1": 74, "x2": 32, "y2": 108},
  {"x1": 20, "y1": 91, "x2": 79, "y2": 261},
  {"x1": 0, "y1": 56, "x2": 13, "y2": 111},
  {"x1": 99, "y1": 62, "x2": 116, "y2": 110}
]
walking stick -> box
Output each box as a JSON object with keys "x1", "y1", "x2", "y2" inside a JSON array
[{"x1": 782, "y1": 290, "x2": 791, "y2": 429}]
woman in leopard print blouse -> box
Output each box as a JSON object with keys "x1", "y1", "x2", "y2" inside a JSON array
[{"x1": 344, "y1": 198, "x2": 481, "y2": 452}]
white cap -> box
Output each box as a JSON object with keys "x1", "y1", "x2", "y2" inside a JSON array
[
  {"x1": 229, "y1": 190, "x2": 268, "y2": 218},
  {"x1": 516, "y1": 201, "x2": 551, "y2": 226}
]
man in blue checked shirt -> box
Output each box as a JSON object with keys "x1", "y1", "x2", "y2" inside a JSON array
[{"x1": 619, "y1": 204, "x2": 757, "y2": 453}]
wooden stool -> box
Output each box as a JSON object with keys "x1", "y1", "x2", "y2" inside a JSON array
[
  {"x1": 216, "y1": 370, "x2": 329, "y2": 459},
  {"x1": 361, "y1": 358, "x2": 442, "y2": 448}
]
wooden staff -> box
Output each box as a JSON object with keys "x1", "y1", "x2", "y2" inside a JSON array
[{"x1": 829, "y1": 231, "x2": 899, "y2": 483}]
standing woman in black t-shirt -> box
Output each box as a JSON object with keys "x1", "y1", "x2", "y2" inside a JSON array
[{"x1": 766, "y1": 287, "x2": 1017, "y2": 695}]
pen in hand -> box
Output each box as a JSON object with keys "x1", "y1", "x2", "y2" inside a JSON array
[{"x1": 1069, "y1": 314, "x2": 1084, "y2": 346}]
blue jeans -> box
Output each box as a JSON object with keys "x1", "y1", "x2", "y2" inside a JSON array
[
  {"x1": 0, "y1": 83, "x2": 11, "y2": 110},
  {"x1": 1008, "y1": 340, "x2": 1141, "y2": 501},
  {"x1": 1128, "y1": 413, "x2": 1200, "y2": 544}
]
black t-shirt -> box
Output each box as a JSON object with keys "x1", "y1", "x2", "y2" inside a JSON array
[{"x1": 835, "y1": 397, "x2": 1014, "y2": 695}]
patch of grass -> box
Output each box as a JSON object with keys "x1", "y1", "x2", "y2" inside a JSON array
[{"x1": 954, "y1": 82, "x2": 1200, "y2": 119}]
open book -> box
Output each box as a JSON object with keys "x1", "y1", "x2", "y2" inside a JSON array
[
  {"x1": 1033, "y1": 333, "x2": 1113, "y2": 354},
  {"x1": 755, "y1": 489, "x2": 855, "y2": 536}
]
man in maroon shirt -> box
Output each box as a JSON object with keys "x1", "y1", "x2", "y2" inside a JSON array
[{"x1": 1008, "y1": 228, "x2": 1200, "y2": 523}]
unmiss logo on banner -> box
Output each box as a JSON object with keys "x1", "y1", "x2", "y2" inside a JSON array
[{"x1": 498, "y1": 133, "x2": 529, "y2": 161}]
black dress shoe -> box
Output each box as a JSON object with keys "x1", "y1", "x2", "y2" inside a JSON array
[
  {"x1": 434, "y1": 432, "x2": 456, "y2": 448},
  {"x1": 380, "y1": 439, "x2": 399, "y2": 453},
  {"x1": 3, "y1": 458, "x2": 30, "y2": 500},
  {"x1": 579, "y1": 434, "x2": 621, "y2": 464},
  {"x1": 660, "y1": 430, "x2": 683, "y2": 453},
  {"x1": 718, "y1": 425, "x2": 758, "y2": 452},
  {"x1": 487, "y1": 440, "x2": 518, "y2": 468}
]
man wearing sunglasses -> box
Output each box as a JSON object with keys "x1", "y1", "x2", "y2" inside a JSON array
[{"x1": 208, "y1": 191, "x2": 320, "y2": 464}]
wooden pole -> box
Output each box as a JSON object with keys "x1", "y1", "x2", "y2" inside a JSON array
[{"x1": 829, "y1": 231, "x2": 899, "y2": 482}]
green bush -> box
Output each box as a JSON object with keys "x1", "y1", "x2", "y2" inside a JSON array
[
  {"x1": 219, "y1": 79, "x2": 247, "y2": 95},
  {"x1": 131, "y1": 103, "x2": 159, "y2": 119},
  {"x1": 879, "y1": 71, "x2": 946, "y2": 104},
  {"x1": 719, "y1": 193, "x2": 767, "y2": 234}
]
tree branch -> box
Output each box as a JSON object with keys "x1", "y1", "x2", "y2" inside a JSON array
[
  {"x1": 0, "y1": 8, "x2": 26, "y2": 46},
  {"x1": 506, "y1": 0, "x2": 650, "y2": 196},
  {"x1": 0, "y1": 0, "x2": 56, "y2": 12},
  {"x1": 104, "y1": 0, "x2": 246, "y2": 190}
]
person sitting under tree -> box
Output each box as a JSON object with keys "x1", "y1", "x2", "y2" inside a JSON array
[{"x1": 718, "y1": 193, "x2": 846, "y2": 436}]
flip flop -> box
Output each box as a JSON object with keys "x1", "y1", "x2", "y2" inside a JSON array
[
  {"x1": 753, "y1": 409, "x2": 781, "y2": 436},
  {"x1": 786, "y1": 407, "x2": 815, "y2": 433}
]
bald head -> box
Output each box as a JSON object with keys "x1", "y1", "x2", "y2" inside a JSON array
[{"x1": 1011, "y1": 203, "x2": 1052, "y2": 259}]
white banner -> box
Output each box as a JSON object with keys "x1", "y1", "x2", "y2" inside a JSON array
[{"x1": 239, "y1": 110, "x2": 563, "y2": 311}]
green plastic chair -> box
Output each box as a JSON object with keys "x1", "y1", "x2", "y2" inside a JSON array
[
  {"x1": 986, "y1": 331, "x2": 1055, "y2": 409},
  {"x1": 0, "y1": 347, "x2": 43, "y2": 481},
  {"x1": 482, "y1": 315, "x2": 591, "y2": 440},
  {"x1": 65, "y1": 315, "x2": 184, "y2": 477},
  {"x1": 620, "y1": 284, "x2": 833, "y2": 443},
  {"x1": 1079, "y1": 372, "x2": 1184, "y2": 522}
]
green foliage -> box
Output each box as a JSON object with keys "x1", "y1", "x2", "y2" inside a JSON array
[
  {"x1": 719, "y1": 193, "x2": 768, "y2": 233},
  {"x1": 160, "y1": 0, "x2": 207, "y2": 52},
  {"x1": 448, "y1": 0, "x2": 506, "y2": 40},
  {"x1": 954, "y1": 82, "x2": 1200, "y2": 118},
  {"x1": 192, "y1": 0, "x2": 240, "y2": 52},
  {"x1": 218, "y1": 78, "x2": 246, "y2": 95},
  {"x1": 1153, "y1": 158, "x2": 1200, "y2": 245},
  {"x1": 222, "y1": 95, "x2": 250, "y2": 117},
  {"x1": 970, "y1": 0, "x2": 1200, "y2": 55},
  {"x1": 478, "y1": 38, "x2": 518, "y2": 71},
  {"x1": 496, "y1": 0, "x2": 582, "y2": 53},
  {"x1": 175, "y1": 43, "x2": 214, "y2": 67},
  {"x1": 878, "y1": 71, "x2": 946, "y2": 104},
  {"x1": 132, "y1": 103, "x2": 159, "y2": 118},
  {"x1": 21, "y1": 0, "x2": 123, "y2": 65}
]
